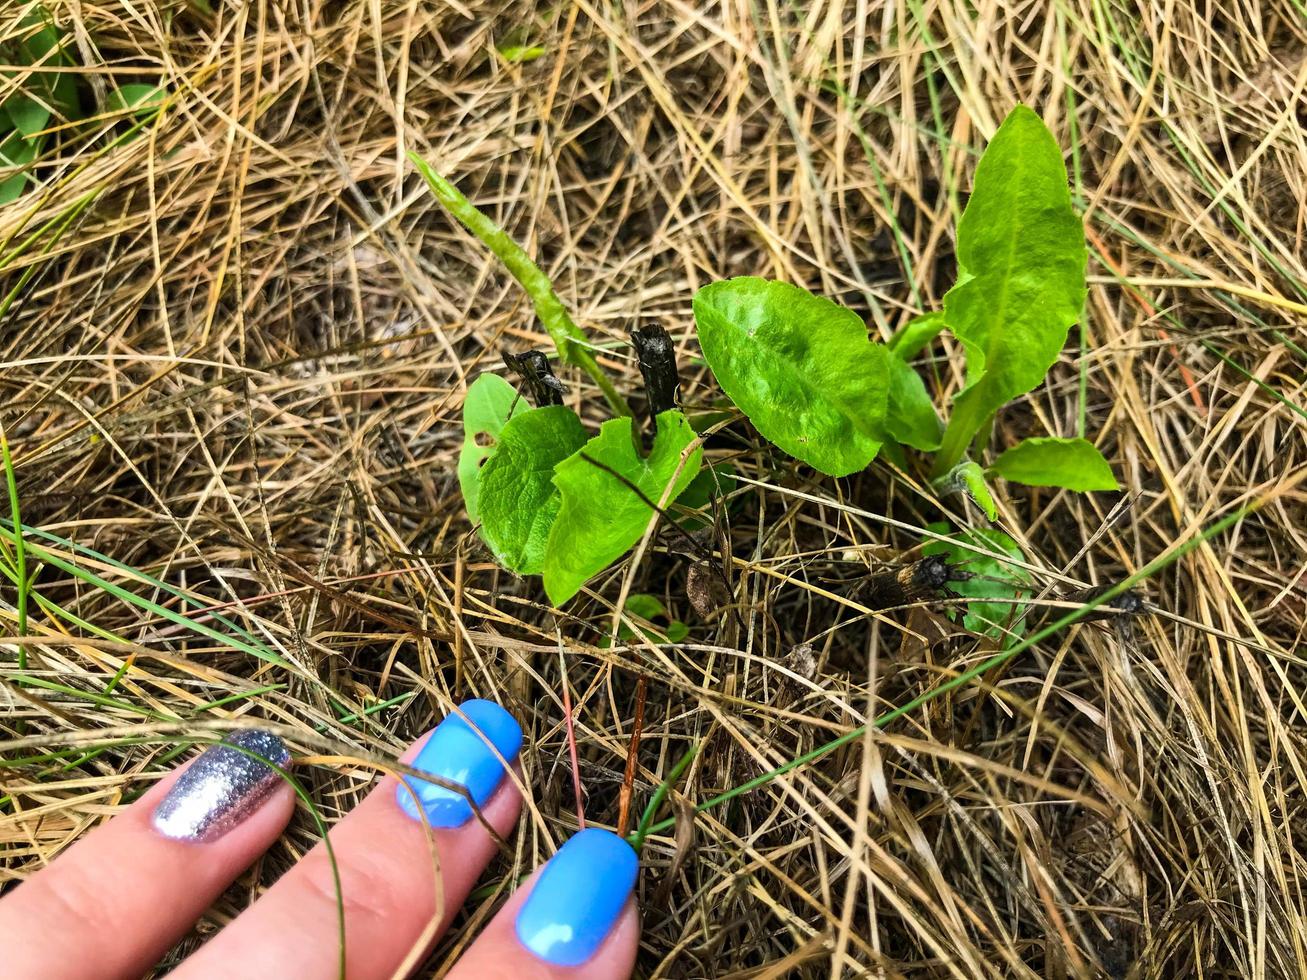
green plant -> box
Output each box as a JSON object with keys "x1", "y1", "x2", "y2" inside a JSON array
[
  {"x1": 0, "y1": 8, "x2": 166, "y2": 207},
  {"x1": 0, "y1": 8, "x2": 78, "y2": 204},
  {"x1": 693, "y1": 106, "x2": 1119, "y2": 517},
  {"x1": 599, "y1": 594, "x2": 689, "y2": 648},
  {"x1": 416, "y1": 105, "x2": 1115, "y2": 610},
  {"x1": 415, "y1": 157, "x2": 704, "y2": 607}
]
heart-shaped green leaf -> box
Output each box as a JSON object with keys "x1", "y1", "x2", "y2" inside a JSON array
[
  {"x1": 478, "y1": 405, "x2": 587, "y2": 575},
  {"x1": 458, "y1": 373, "x2": 528, "y2": 523},
  {"x1": 989, "y1": 437, "x2": 1118, "y2": 491},
  {"x1": 544, "y1": 410, "x2": 702, "y2": 605},
  {"x1": 693, "y1": 277, "x2": 889, "y2": 477}
]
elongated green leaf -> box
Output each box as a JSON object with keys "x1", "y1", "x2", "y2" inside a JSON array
[
  {"x1": 693, "y1": 277, "x2": 889, "y2": 477},
  {"x1": 479, "y1": 406, "x2": 587, "y2": 574},
  {"x1": 935, "y1": 106, "x2": 1087, "y2": 472},
  {"x1": 459, "y1": 373, "x2": 528, "y2": 522},
  {"x1": 885, "y1": 355, "x2": 942, "y2": 451},
  {"x1": 498, "y1": 44, "x2": 546, "y2": 63},
  {"x1": 409, "y1": 154, "x2": 633, "y2": 421},
  {"x1": 922, "y1": 523, "x2": 1029, "y2": 645},
  {"x1": 989, "y1": 436, "x2": 1118, "y2": 491},
  {"x1": 0, "y1": 531, "x2": 290, "y2": 666},
  {"x1": 544, "y1": 410, "x2": 702, "y2": 604},
  {"x1": 889, "y1": 311, "x2": 945, "y2": 360}
]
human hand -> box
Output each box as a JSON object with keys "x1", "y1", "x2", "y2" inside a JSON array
[{"x1": 0, "y1": 700, "x2": 640, "y2": 979}]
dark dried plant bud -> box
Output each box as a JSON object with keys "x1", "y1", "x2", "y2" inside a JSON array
[
  {"x1": 630, "y1": 324, "x2": 680, "y2": 417},
  {"x1": 503, "y1": 350, "x2": 566, "y2": 407},
  {"x1": 862, "y1": 555, "x2": 968, "y2": 609},
  {"x1": 1057, "y1": 584, "x2": 1147, "y2": 621}
]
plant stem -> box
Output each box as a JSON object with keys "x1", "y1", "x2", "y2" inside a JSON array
[
  {"x1": 0, "y1": 424, "x2": 28, "y2": 662},
  {"x1": 629, "y1": 741, "x2": 698, "y2": 852},
  {"x1": 933, "y1": 404, "x2": 977, "y2": 477},
  {"x1": 410, "y1": 153, "x2": 632, "y2": 418}
]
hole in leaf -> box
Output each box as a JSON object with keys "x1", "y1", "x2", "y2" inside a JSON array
[{"x1": 474, "y1": 431, "x2": 495, "y2": 448}]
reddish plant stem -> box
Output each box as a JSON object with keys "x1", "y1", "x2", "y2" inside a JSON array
[
  {"x1": 560, "y1": 662, "x2": 586, "y2": 830},
  {"x1": 616, "y1": 675, "x2": 647, "y2": 838}
]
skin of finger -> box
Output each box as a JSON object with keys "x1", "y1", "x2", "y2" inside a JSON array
[
  {"x1": 169, "y1": 737, "x2": 524, "y2": 980},
  {"x1": 0, "y1": 761, "x2": 295, "y2": 980},
  {"x1": 445, "y1": 868, "x2": 640, "y2": 980}
]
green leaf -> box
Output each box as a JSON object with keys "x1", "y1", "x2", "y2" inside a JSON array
[
  {"x1": 458, "y1": 373, "x2": 529, "y2": 523},
  {"x1": 693, "y1": 277, "x2": 889, "y2": 477},
  {"x1": 933, "y1": 460, "x2": 999, "y2": 520},
  {"x1": 17, "y1": 16, "x2": 78, "y2": 120},
  {"x1": 624, "y1": 593, "x2": 667, "y2": 620},
  {"x1": 888, "y1": 311, "x2": 945, "y2": 360},
  {"x1": 935, "y1": 106, "x2": 1087, "y2": 473},
  {"x1": 600, "y1": 593, "x2": 689, "y2": 646},
  {"x1": 106, "y1": 83, "x2": 165, "y2": 117},
  {"x1": 884, "y1": 354, "x2": 942, "y2": 451},
  {"x1": 478, "y1": 406, "x2": 587, "y2": 575},
  {"x1": 922, "y1": 523, "x2": 1030, "y2": 645},
  {"x1": 498, "y1": 44, "x2": 546, "y2": 63},
  {"x1": 989, "y1": 437, "x2": 1118, "y2": 491},
  {"x1": 5, "y1": 94, "x2": 49, "y2": 137},
  {"x1": 19, "y1": 18, "x2": 66, "y2": 66},
  {"x1": 674, "y1": 462, "x2": 735, "y2": 531},
  {"x1": 544, "y1": 410, "x2": 702, "y2": 605},
  {"x1": 0, "y1": 131, "x2": 39, "y2": 205},
  {"x1": 678, "y1": 463, "x2": 735, "y2": 511}
]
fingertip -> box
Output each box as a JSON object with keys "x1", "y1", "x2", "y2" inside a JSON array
[
  {"x1": 149, "y1": 730, "x2": 293, "y2": 844},
  {"x1": 447, "y1": 831, "x2": 642, "y2": 980},
  {"x1": 515, "y1": 829, "x2": 637, "y2": 967}
]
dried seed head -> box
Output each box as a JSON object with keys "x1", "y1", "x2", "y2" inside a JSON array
[
  {"x1": 503, "y1": 350, "x2": 566, "y2": 407},
  {"x1": 863, "y1": 555, "x2": 967, "y2": 609},
  {"x1": 630, "y1": 324, "x2": 680, "y2": 417}
]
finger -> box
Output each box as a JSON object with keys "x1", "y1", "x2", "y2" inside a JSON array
[
  {"x1": 0, "y1": 730, "x2": 295, "y2": 980},
  {"x1": 447, "y1": 828, "x2": 641, "y2": 980},
  {"x1": 171, "y1": 699, "x2": 525, "y2": 980}
]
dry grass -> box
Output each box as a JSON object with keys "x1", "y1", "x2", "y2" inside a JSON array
[{"x1": 2, "y1": 0, "x2": 1306, "y2": 976}]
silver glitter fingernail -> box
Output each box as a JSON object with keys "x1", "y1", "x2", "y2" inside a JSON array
[{"x1": 152, "y1": 729, "x2": 290, "y2": 843}]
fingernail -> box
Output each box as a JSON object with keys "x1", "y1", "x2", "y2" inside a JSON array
[
  {"x1": 152, "y1": 730, "x2": 289, "y2": 843},
  {"x1": 395, "y1": 699, "x2": 523, "y2": 828},
  {"x1": 516, "y1": 828, "x2": 638, "y2": 966}
]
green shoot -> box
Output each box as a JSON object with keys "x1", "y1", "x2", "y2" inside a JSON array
[{"x1": 409, "y1": 152, "x2": 632, "y2": 418}]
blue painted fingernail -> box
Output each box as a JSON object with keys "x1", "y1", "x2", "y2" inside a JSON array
[
  {"x1": 395, "y1": 699, "x2": 523, "y2": 827},
  {"x1": 515, "y1": 828, "x2": 638, "y2": 966}
]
